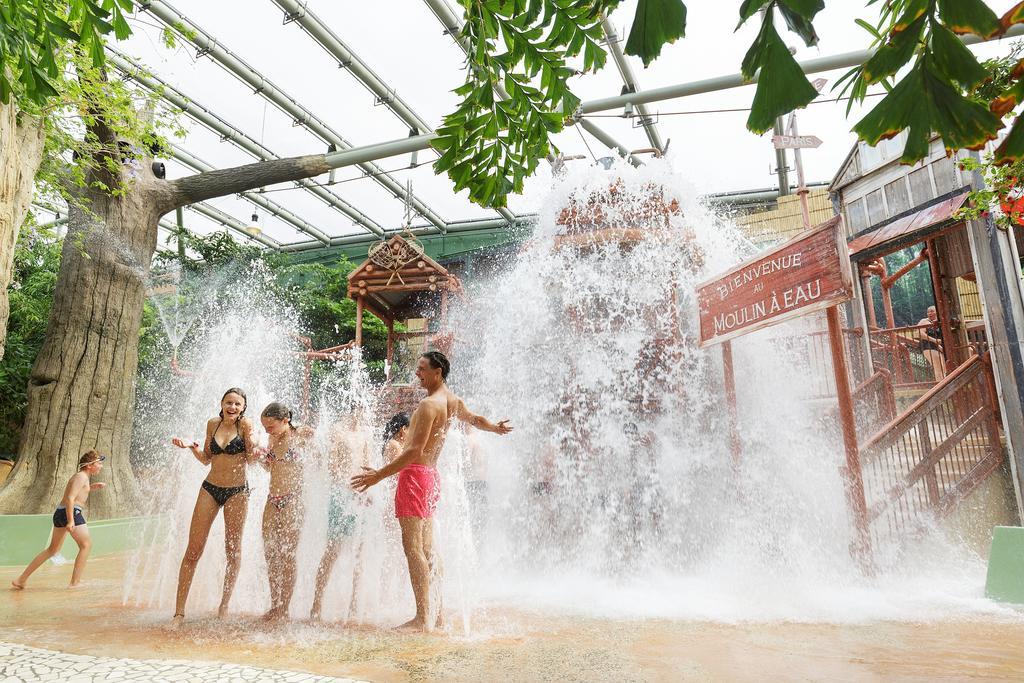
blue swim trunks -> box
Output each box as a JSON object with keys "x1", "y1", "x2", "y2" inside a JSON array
[
  {"x1": 52, "y1": 505, "x2": 86, "y2": 528},
  {"x1": 327, "y1": 490, "x2": 356, "y2": 539}
]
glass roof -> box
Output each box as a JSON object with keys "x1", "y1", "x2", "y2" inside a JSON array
[{"x1": 111, "y1": 0, "x2": 1019, "y2": 249}]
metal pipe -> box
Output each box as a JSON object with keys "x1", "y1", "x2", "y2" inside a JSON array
[
  {"x1": 311, "y1": 18, "x2": 1020, "y2": 185},
  {"x1": 170, "y1": 145, "x2": 331, "y2": 244},
  {"x1": 788, "y1": 112, "x2": 809, "y2": 224},
  {"x1": 325, "y1": 133, "x2": 436, "y2": 170},
  {"x1": 107, "y1": 49, "x2": 385, "y2": 237},
  {"x1": 773, "y1": 117, "x2": 790, "y2": 197},
  {"x1": 421, "y1": 0, "x2": 643, "y2": 166},
  {"x1": 268, "y1": 0, "x2": 518, "y2": 224},
  {"x1": 580, "y1": 23, "x2": 1024, "y2": 114},
  {"x1": 578, "y1": 119, "x2": 643, "y2": 167},
  {"x1": 600, "y1": 15, "x2": 664, "y2": 152},
  {"x1": 145, "y1": 0, "x2": 449, "y2": 233}
]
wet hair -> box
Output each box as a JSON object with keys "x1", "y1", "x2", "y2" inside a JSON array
[
  {"x1": 78, "y1": 450, "x2": 104, "y2": 470},
  {"x1": 262, "y1": 401, "x2": 295, "y2": 429},
  {"x1": 383, "y1": 412, "x2": 410, "y2": 442},
  {"x1": 219, "y1": 387, "x2": 247, "y2": 420},
  {"x1": 421, "y1": 351, "x2": 450, "y2": 380}
]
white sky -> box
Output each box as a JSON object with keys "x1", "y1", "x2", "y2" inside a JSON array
[{"x1": 116, "y1": 0, "x2": 1024, "y2": 246}]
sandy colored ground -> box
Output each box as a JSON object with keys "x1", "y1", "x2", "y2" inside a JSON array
[{"x1": 3, "y1": 554, "x2": 1024, "y2": 682}]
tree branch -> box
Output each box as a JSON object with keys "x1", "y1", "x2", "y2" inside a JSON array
[{"x1": 164, "y1": 153, "x2": 331, "y2": 213}]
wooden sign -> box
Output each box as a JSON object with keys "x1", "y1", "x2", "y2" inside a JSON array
[
  {"x1": 772, "y1": 134, "x2": 823, "y2": 149},
  {"x1": 697, "y1": 215, "x2": 853, "y2": 347}
]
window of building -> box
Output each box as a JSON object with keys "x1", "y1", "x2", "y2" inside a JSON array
[
  {"x1": 866, "y1": 189, "x2": 886, "y2": 226},
  {"x1": 908, "y1": 166, "x2": 934, "y2": 206},
  {"x1": 846, "y1": 197, "x2": 868, "y2": 232},
  {"x1": 884, "y1": 178, "x2": 911, "y2": 215},
  {"x1": 859, "y1": 131, "x2": 908, "y2": 171},
  {"x1": 931, "y1": 155, "x2": 960, "y2": 195}
]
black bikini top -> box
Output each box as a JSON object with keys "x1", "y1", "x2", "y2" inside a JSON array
[{"x1": 209, "y1": 419, "x2": 245, "y2": 455}]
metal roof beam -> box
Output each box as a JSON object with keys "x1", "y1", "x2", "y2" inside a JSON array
[
  {"x1": 599, "y1": 15, "x2": 664, "y2": 153},
  {"x1": 186, "y1": 202, "x2": 281, "y2": 249},
  {"x1": 421, "y1": 0, "x2": 644, "y2": 167},
  {"x1": 316, "y1": 24, "x2": 1024, "y2": 171},
  {"x1": 33, "y1": 200, "x2": 266, "y2": 250},
  {"x1": 581, "y1": 23, "x2": 1024, "y2": 114},
  {"x1": 169, "y1": 144, "x2": 331, "y2": 244},
  {"x1": 144, "y1": 0, "x2": 449, "y2": 233},
  {"x1": 279, "y1": 213, "x2": 535, "y2": 253},
  {"x1": 268, "y1": 0, "x2": 517, "y2": 225},
  {"x1": 107, "y1": 49, "x2": 384, "y2": 238}
]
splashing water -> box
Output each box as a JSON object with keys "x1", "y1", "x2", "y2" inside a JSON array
[
  {"x1": 124, "y1": 265, "x2": 479, "y2": 630},
  {"x1": 122, "y1": 161, "x2": 1019, "y2": 634},
  {"x1": 446, "y1": 158, "x2": 1016, "y2": 623}
]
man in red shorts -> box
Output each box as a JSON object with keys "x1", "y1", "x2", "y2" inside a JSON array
[{"x1": 351, "y1": 351, "x2": 512, "y2": 632}]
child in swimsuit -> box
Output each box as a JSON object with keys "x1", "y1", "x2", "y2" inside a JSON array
[
  {"x1": 310, "y1": 414, "x2": 373, "y2": 621},
  {"x1": 170, "y1": 387, "x2": 254, "y2": 622},
  {"x1": 258, "y1": 401, "x2": 315, "y2": 621},
  {"x1": 11, "y1": 451, "x2": 106, "y2": 590}
]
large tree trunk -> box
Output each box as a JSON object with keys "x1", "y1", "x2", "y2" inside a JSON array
[
  {"x1": 0, "y1": 149, "x2": 330, "y2": 516},
  {"x1": 0, "y1": 102, "x2": 46, "y2": 361},
  {"x1": 0, "y1": 169, "x2": 165, "y2": 516}
]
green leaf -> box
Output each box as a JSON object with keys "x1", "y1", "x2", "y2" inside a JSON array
[
  {"x1": 993, "y1": 113, "x2": 1024, "y2": 164},
  {"x1": 861, "y1": 13, "x2": 925, "y2": 83},
  {"x1": 46, "y1": 19, "x2": 79, "y2": 41},
  {"x1": 1002, "y1": 2, "x2": 1024, "y2": 30},
  {"x1": 742, "y1": 12, "x2": 818, "y2": 132},
  {"x1": 923, "y1": 60, "x2": 1001, "y2": 150},
  {"x1": 777, "y1": 3, "x2": 819, "y2": 47},
  {"x1": 937, "y1": 0, "x2": 1000, "y2": 38},
  {"x1": 893, "y1": 0, "x2": 930, "y2": 32},
  {"x1": 930, "y1": 23, "x2": 989, "y2": 90},
  {"x1": 738, "y1": 0, "x2": 769, "y2": 24},
  {"x1": 854, "y1": 60, "x2": 1001, "y2": 164},
  {"x1": 854, "y1": 17, "x2": 885, "y2": 42},
  {"x1": 778, "y1": 0, "x2": 824, "y2": 18},
  {"x1": 112, "y1": 12, "x2": 132, "y2": 41},
  {"x1": 624, "y1": 0, "x2": 687, "y2": 67}
]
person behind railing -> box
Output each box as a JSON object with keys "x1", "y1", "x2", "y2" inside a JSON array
[{"x1": 917, "y1": 305, "x2": 946, "y2": 381}]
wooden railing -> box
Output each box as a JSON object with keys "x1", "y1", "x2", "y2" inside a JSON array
[
  {"x1": 858, "y1": 354, "x2": 1003, "y2": 548},
  {"x1": 867, "y1": 323, "x2": 942, "y2": 388},
  {"x1": 851, "y1": 368, "x2": 897, "y2": 438},
  {"x1": 783, "y1": 327, "x2": 867, "y2": 398}
]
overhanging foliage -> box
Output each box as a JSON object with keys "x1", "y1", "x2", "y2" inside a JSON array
[{"x1": 437, "y1": 0, "x2": 1024, "y2": 209}]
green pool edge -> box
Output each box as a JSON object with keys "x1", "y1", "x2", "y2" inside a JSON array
[
  {"x1": 0, "y1": 513, "x2": 157, "y2": 566},
  {"x1": 985, "y1": 526, "x2": 1024, "y2": 604}
]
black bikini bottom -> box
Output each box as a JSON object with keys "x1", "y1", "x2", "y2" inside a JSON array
[{"x1": 202, "y1": 479, "x2": 249, "y2": 507}]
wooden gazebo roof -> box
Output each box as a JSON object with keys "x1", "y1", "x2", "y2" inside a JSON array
[{"x1": 346, "y1": 234, "x2": 462, "y2": 322}]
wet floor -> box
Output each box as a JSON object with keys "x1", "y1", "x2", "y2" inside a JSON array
[{"x1": 3, "y1": 555, "x2": 1024, "y2": 681}]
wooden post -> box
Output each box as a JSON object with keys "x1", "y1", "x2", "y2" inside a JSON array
[
  {"x1": 385, "y1": 319, "x2": 394, "y2": 381},
  {"x1": 355, "y1": 296, "x2": 364, "y2": 347},
  {"x1": 722, "y1": 340, "x2": 741, "y2": 464},
  {"x1": 440, "y1": 288, "x2": 449, "y2": 326},
  {"x1": 827, "y1": 305, "x2": 873, "y2": 568},
  {"x1": 927, "y1": 239, "x2": 957, "y2": 371}
]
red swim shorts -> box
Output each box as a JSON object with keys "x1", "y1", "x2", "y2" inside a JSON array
[{"x1": 395, "y1": 464, "x2": 440, "y2": 519}]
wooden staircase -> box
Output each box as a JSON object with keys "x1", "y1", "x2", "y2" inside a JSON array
[{"x1": 857, "y1": 354, "x2": 1004, "y2": 547}]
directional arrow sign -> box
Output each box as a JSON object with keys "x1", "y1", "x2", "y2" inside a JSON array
[{"x1": 773, "y1": 134, "x2": 822, "y2": 149}]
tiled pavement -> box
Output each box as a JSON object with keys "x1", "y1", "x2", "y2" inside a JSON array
[{"x1": 0, "y1": 642, "x2": 363, "y2": 682}]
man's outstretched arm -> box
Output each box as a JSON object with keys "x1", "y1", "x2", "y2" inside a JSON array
[
  {"x1": 457, "y1": 400, "x2": 513, "y2": 435},
  {"x1": 351, "y1": 404, "x2": 433, "y2": 492}
]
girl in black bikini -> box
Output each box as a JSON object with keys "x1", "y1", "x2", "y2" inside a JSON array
[
  {"x1": 170, "y1": 387, "x2": 254, "y2": 623},
  {"x1": 257, "y1": 401, "x2": 315, "y2": 621}
]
